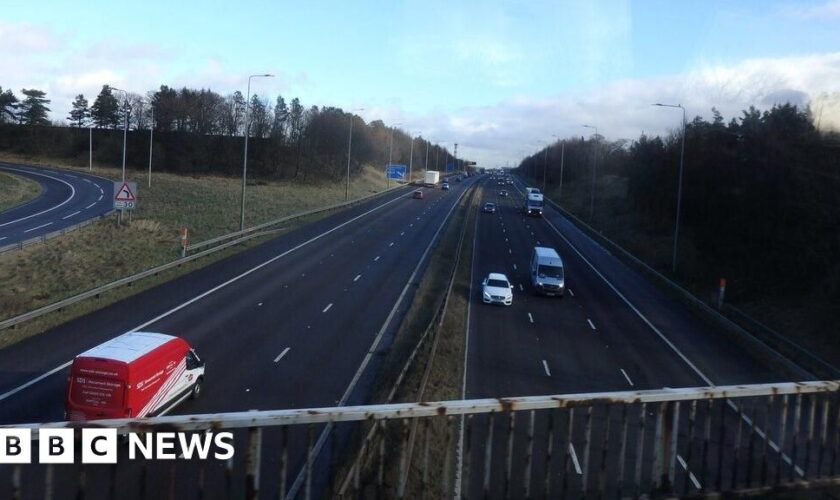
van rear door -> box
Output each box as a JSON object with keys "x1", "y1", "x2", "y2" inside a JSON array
[{"x1": 66, "y1": 359, "x2": 128, "y2": 420}]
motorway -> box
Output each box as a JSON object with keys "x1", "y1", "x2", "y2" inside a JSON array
[
  {"x1": 460, "y1": 176, "x2": 814, "y2": 497},
  {"x1": 0, "y1": 163, "x2": 114, "y2": 246},
  {"x1": 0, "y1": 175, "x2": 477, "y2": 498}
]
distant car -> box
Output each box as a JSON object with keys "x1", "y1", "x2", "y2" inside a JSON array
[
  {"x1": 413, "y1": 190, "x2": 424, "y2": 199},
  {"x1": 482, "y1": 202, "x2": 496, "y2": 213},
  {"x1": 482, "y1": 273, "x2": 513, "y2": 306},
  {"x1": 441, "y1": 182, "x2": 450, "y2": 190},
  {"x1": 499, "y1": 190, "x2": 508, "y2": 197}
]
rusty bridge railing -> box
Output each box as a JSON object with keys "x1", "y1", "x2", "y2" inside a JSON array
[{"x1": 4, "y1": 380, "x2": 840, "y2": 499}]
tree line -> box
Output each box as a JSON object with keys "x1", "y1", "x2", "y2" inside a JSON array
[
  {"x1": 0, "y1": 85, "x2": 456, "y2": 182},
  {"x1": 517, "y1": 104, "x2": 840, "y2": 304}
]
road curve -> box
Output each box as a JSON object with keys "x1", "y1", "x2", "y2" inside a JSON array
[{"x1": 0, "y1": 162, "x2": 114, "y2": 246}]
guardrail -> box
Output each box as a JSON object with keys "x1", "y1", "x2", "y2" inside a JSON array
[
  {"x1": 523, "y1": 178, "x2": 835, "y2": 381},
  {"x1": 0, "y1": 185, "x2": 412, "y2": 332},
  {"x1": 0, "y1": 210, "x2": 115, "y2": 254},
  {"x1": 5, "y1": 381, "x2": 839, "y2": 499}
]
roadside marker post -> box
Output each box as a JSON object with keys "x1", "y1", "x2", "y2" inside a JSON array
[
  {"x1": 181, "y1": 228, "x2": 189, "y2": 258},
  {"x1": 717, "y1": 278, "x2": 726, "y2": 310}
]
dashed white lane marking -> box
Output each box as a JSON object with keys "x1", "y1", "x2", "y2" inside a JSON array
[
  {"x1": 513, "y1": 263, "x2": 517, "y2": 270},
  {"x1": 587, "y1": 319, "x2": 596, "y2": 330},
  {"x1": 620, "y1": 368, "x2": 634, "y2": 386},
  {"x1": 410, "y1": 223, "x2": 413, "y2": 227},
  {"x1": 389, "y1": 242, "x2": 394, "y2": 247},
  {"x1": 542, "y1": 360, "x2": 551, "y2": 377},
  {"x1": 257, "y1": 302, "x2": 263, "y2": 307},
  {"x1": 354, "y1": 274, "x2": 361, "y2": 282},
  {"x1": 400, "y1": 231, "x2": 405, "y2": 236},
  {"x1": 528, "y1": 312, "x2": 534, "y2": 323},
  {"x1": 0, "y1": 237, "x2": 6, "y2": 242},
  {"x1": 97, "y1": 194, "x2": 103, "y2": 201},
  {"x1": 568, "y1": 289, "x2": 575, "y2": 297},
  {"x1": 24, "y1": 222, "x2": 52, "y2": 232},
  {"x1": 322, "y1": 303, "x2": 333, "y2": 313},
  {"x1": 569, "y1": 444, "x2": 583, "y2": 475},
  {"x1": 677, "y1": 454, "x2": 702, "y2": 490},
  {"x1": 518, "y1": 284, "x2": 524, "y2": 291},
  {"x1": 84, "y1": 202, "x2": 96, "y2": 209},
  {"x1": 273, "y1": 347, "x2": 291, "y2": 363},
  {"x1": 374, "y1": 256, "x2": 380, "y2": 262},
  {"x1": 62, "y1": 210, "x2": 81, "y2": 220},
  {"x1": 508, "y1": 249, "x2": 512, "y2": 254},
  {"x1": 83, "y1": 178, "x2": 91, "y2": 183}
]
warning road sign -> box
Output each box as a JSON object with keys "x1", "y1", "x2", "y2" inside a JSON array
[{"x1": 113, "y1": 181, "x2": 138, "y2": 210}]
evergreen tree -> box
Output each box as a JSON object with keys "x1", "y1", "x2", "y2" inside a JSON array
[
  {"x1": 68, "y1": 94, "x2": 90, "y2": 127},
  {"x1": 90, "y1": 85, "x2": 119, "y2": 128},
  {"x1": 18, "y1": 88, "x2": 51, "y2": 126},
  {"x1": 0, "y1": 87, "x2": 18, "y2": 123}
]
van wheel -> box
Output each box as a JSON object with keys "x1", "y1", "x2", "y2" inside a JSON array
[{"x1": 191, "y1": 377, "x2": 203, "y2": 399}]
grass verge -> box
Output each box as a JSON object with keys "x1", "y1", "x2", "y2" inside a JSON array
[
  {"x1": 0, "y1": 152, "x2": 394, "y2": 348},
  {"x1": 0, "y1": 170, "x2": 42, "y2": 212},
  {"x1": 329, "y1": 183, "x2": 481, "y2": 498}
]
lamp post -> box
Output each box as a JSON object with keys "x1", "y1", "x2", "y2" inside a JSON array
[
  {"x1": 386, "y1": 123, "x2": 402, "y2": 188},
  {"x1": 653, "y1": 103, "x2": 687, "y2": 273},
  {"x1": 345, "y1": 108, "x2": 365, "y2": 201},
  {"x1": 240, "y1": 73, "x2": 274, "y2": 231},
  {"x1": 558, "y1": 140, "x2": 566, "y2": 202},
  {"x1": 407, "y1": 132, "x2": 416, "y2": 185},
  {"x1": 582, "y1": 124, "x2": 598, "y2": 220},
  {"x1": 147, "y1": 101, "x2": 154, "y2": 188},
  {"x1": 423, "y1": 138, "x2": 430, "y2": 182},
  {"x1": 109, "y1": 86, "x2": 129, "y2": 183}
]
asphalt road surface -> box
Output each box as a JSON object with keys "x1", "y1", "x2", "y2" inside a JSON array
[
  {"x1": 0, "y1": 162, "x2": 113, "y2": 246},
  {"x1": 0, "y1": 175, "x2": 477, "y2": 499},
  {"x1": 459, "y1": 175, "x2": 814, "y2": 497}
]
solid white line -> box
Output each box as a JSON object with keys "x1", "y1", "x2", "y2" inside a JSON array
[
  {"x1": 374, "y1": 256, "x2": 380, "y2": 262},
  {"x1": 84, "y1": 202, "x2": 96, "y2": 209},
  {"x1": 97, "y1": 194, "x2": 103, "y2": 201},
  {"x1": 24, "y1": 222, "x2": 52, "y2": 233},
  {"x1": 83, "y1": 178, "x2": 91, "y2": 183},
  {"x1": 542, "y1": 360, "x2": 551, "y2": 377},
  {"x1": 273, "y1": 347, "x2": 291, "y2": 363},
  {"x1": 353, "y1": 274, "x2": 361, "y2": 282},
  {"x1": 620, "y1": 368, "x2": 634, "y2": 386},
  {"x1": 587, "y1": 318, "x2": 596, "y2": 330},
  {"x1": 0, "y1": 167, "x2": 77, "y2": 228},
  {"x1": 0, "y1": 237, "x2": 5, "y2": 242},
  {"x1": 62, "y1": 210, "x2": 81, "y2": 220},
  {"x1": 0, "y1": 187, "x2": 413, "y2": 404},
  {"x1": 677, "y1": 454, "x2": 702, "y2": 490},
  {"x1": 322, "y1": 303, "x2": 333, "y2": 313},
  {"x1": 569, "y1": 443, "x2": 583, "y2": 475},
  {"x1": 528, "y1": 312, "x2": 534, "y2": 323}
]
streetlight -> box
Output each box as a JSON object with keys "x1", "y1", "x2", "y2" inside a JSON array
[
  {"x1": 387, "y1": 123, "x2": 402, "y2": 188},
  {"x1": 145, "y1": 99, "x2": 154, "y2": 188},
  {"x1": 653, "y1": 103, "x2": 687, "y2": 273},
  {"x1": 423, "y1": 136, "x2": 430, "y2": 182},
  {"x1": 240, "y1": 73, "x2": 274, "y2": 231},
  {"x1": 582, "y1": 124, "x2": 598, "y2": 220},
  {"x1": 558, "y1": 139, "x2": 566, "y2": 202},
  {"x1": 542, "y1": 134, "x2": 559, "y2": 192},
  {"x1": 109, "y1": 86, "x2": 129, "y2": 183},
  {"x1": 345, "y1": 107, "x2": 365, "y2": 201},
  {"x1": 408, "y1": 132, "x2": 417, "y2": 185}
]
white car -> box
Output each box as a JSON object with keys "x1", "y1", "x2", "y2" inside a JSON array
[{"x1": 482, "y1": 273, "x2": 513, "y2": 306}]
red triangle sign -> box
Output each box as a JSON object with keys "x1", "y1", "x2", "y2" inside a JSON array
[{"x1": 115, "y1": 182, "x2": 136, "y2": 201}]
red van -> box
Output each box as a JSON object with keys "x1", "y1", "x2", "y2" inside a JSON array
[{"x1": 65, "y1": 332, "x2": 205, "y2": 421}]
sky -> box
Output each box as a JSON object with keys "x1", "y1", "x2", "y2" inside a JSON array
[{"x1": 2, "y1": 0, "x2": 840, "y2": 166}]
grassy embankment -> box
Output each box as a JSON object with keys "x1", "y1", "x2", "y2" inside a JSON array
[
  {"x1": 525, "y1": 172, "x2": 840, "y2": 370},
  {"x1": 0, "y1": 152, "x2": 393, "y2": 348},
  {"x1": 0, "y1": 171, "x2": 42, "y2": 212}
]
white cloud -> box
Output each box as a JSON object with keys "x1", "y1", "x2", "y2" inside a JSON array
[
  {"x1": 782, "y1": 0, "x2": 840, "y2": 19},
  {"x1": 389, "y1": 52, "x2": 840, "y2": 167}
]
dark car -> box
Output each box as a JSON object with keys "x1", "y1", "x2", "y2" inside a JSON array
[
  {"x1": 483, "y1": 202, "x2": 496, "y2": 213},
  {"x1": 499, "y1": 190, "x2": 508, "y2": 197},
  {"x1": 413, "y1": 190, "x2": 424, "y2": 199}
]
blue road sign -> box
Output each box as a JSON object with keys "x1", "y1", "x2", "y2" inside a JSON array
[
  {"x1": 386, "y1": 164, "x2": 407, "y2": 180},
  {"x1": 446, "y1": 163, "x2": 455, "y2": 172}
]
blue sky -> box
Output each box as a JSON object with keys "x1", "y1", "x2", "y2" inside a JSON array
[{"x1": 3, "y1": 0, "x2": 840, "y2": 165}]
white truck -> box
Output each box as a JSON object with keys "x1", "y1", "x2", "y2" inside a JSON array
[
  {"x1": 524, "y1": 187, "x2": 544, "y2": 216},
  {"x1": 424, "y1": 170, "x2": 440, "y2": 187}
]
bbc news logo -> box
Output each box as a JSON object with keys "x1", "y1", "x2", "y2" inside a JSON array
[{"x1": 1, "y1": 429, "x2": 234, "y2": 464}]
